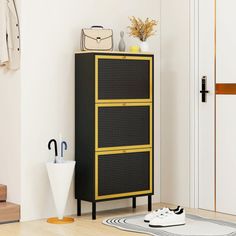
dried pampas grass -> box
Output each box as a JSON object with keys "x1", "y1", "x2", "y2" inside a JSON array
[{"x1": 128, "y1": 16, "x2": 157, "y2": 42}]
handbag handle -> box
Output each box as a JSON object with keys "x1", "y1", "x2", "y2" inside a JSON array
[{"x1": 91, "y1": 25, "x2": 104, "y2": 29}]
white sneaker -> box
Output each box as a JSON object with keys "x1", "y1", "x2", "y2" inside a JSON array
[
  {"x1": 149, "y1": 208, "x2": 185, "y2": 227},
  {"x1": 144, "y1": 206, "x2": 181, "y2": 223}
]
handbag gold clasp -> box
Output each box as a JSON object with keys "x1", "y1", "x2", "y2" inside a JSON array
[{"x1": 96, "y1": 37, "x2": 101, "y2": 43}]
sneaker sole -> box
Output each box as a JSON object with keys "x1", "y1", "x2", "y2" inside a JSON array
[{"x1": 149, "y1": 223, "x2": 185, "y2": 228}]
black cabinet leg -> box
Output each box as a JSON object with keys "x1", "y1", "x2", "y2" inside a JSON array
[
  {"x1": 92, "y1": 202, "x2": 96, "y2": 220},
  {"x1": 77, "y1": 199, "x2": 81, "y2": 216},
  {"x1": 132, "y1": 197, "x2": 136, "y2": 209},
  {"x1": 148, "y1": 195, "x2": 152, "y2": 212}
]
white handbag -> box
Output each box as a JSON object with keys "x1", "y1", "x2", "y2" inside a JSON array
[{"x1": 81, "y1": 26, "x2": 113, "y2": 51}]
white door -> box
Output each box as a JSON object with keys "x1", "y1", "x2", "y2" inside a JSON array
[{"x1": 199, "y1": 0, "x2": 236, "y2": 214}]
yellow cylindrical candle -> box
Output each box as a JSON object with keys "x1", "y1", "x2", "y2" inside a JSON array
[{"x1": 129, "y1": 45, "x2": 140, "y2": 53}]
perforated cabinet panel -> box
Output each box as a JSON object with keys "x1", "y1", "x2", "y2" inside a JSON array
[
  {"x1": 98, "y1": 151, "x2": 150, "y2": 196},
  {"x1": 98, "y1": 59, "x2": 150, "y2": 100},
  {"x1": 98, "y1": 106, "x2": 150, "y2": 148}
]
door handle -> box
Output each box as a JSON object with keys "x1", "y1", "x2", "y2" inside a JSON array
[{"x1": 200, "y1": 76, "x2": 210, "y2": 103}]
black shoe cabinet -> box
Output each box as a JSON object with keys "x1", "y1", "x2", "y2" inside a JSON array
[{"x1": 75, "y1": 52, "x2": 154, "y2": 219}]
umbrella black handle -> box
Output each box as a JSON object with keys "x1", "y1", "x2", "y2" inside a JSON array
[{"x1": 48, "y1": 139, "x2": 58, "y2": 157}]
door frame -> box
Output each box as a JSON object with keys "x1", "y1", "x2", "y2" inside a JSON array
[
  {"x1": 189, "y1": 0, "x2": 216, "y2": 209},
  {"x1": 189, "y1": 0, "x2": 200, "y2": 209}
]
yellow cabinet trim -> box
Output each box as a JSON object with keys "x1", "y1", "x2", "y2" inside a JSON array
[
  {"x1": 95, "y1": 103, "x2": 152, "y2": 152},
  {"x1": 95, "y1": 55, "x2": 153, "y2": 103},
  {"x1": 95, "y1": 148, "x2": 153, "y2": 200}
]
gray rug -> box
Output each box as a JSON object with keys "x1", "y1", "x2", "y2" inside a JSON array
[{"x1": 103, "y1": 214, "x2": 236, "y2": 236}]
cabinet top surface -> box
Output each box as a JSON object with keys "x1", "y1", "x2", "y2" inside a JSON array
[{"x1": 75, "y1": 50, "x2": 154, "y2": 56}]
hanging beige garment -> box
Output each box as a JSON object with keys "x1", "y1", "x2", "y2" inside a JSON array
[{"x1": 0, "y1": 0, "x2": 20, "y2": 70}]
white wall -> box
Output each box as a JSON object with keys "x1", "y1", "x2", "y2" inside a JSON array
[
  {"x1": 0, "y1": 70, "x2": 21, "y2": 204},
  {"x1": 0, "y1": 0, "x2": 21, "y2": 204},
  {"x1": 20, "y1": 0, "x2": 161, "y2": 221},
  {"x1": 160, "y1": 0, "x2": 190, "y2": 207}
]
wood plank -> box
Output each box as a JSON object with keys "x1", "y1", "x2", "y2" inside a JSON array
[
  {"x1": 0, "y1": 202, "x2": 20, "y2": 223},
  {"x1": 0, "y1": 185, "x2": 7, "y2": 202},
  {"x1": 75, "y1": 51, "x2": 154, "y2": 55},
  {"x1": 216, "y1": 83, "x2": 236, "y2": 94}
]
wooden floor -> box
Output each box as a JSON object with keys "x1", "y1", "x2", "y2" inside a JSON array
[{"x1": 1, "y1": 203, "x2": 236, "y2": 236}]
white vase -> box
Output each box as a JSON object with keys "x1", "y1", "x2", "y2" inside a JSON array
[
  {"x1": 46, "y1": 161, "x2": 75, "y2": 223},
  {"x1": 139, "y1": 41, "x2": 149, "y2": 52}
]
